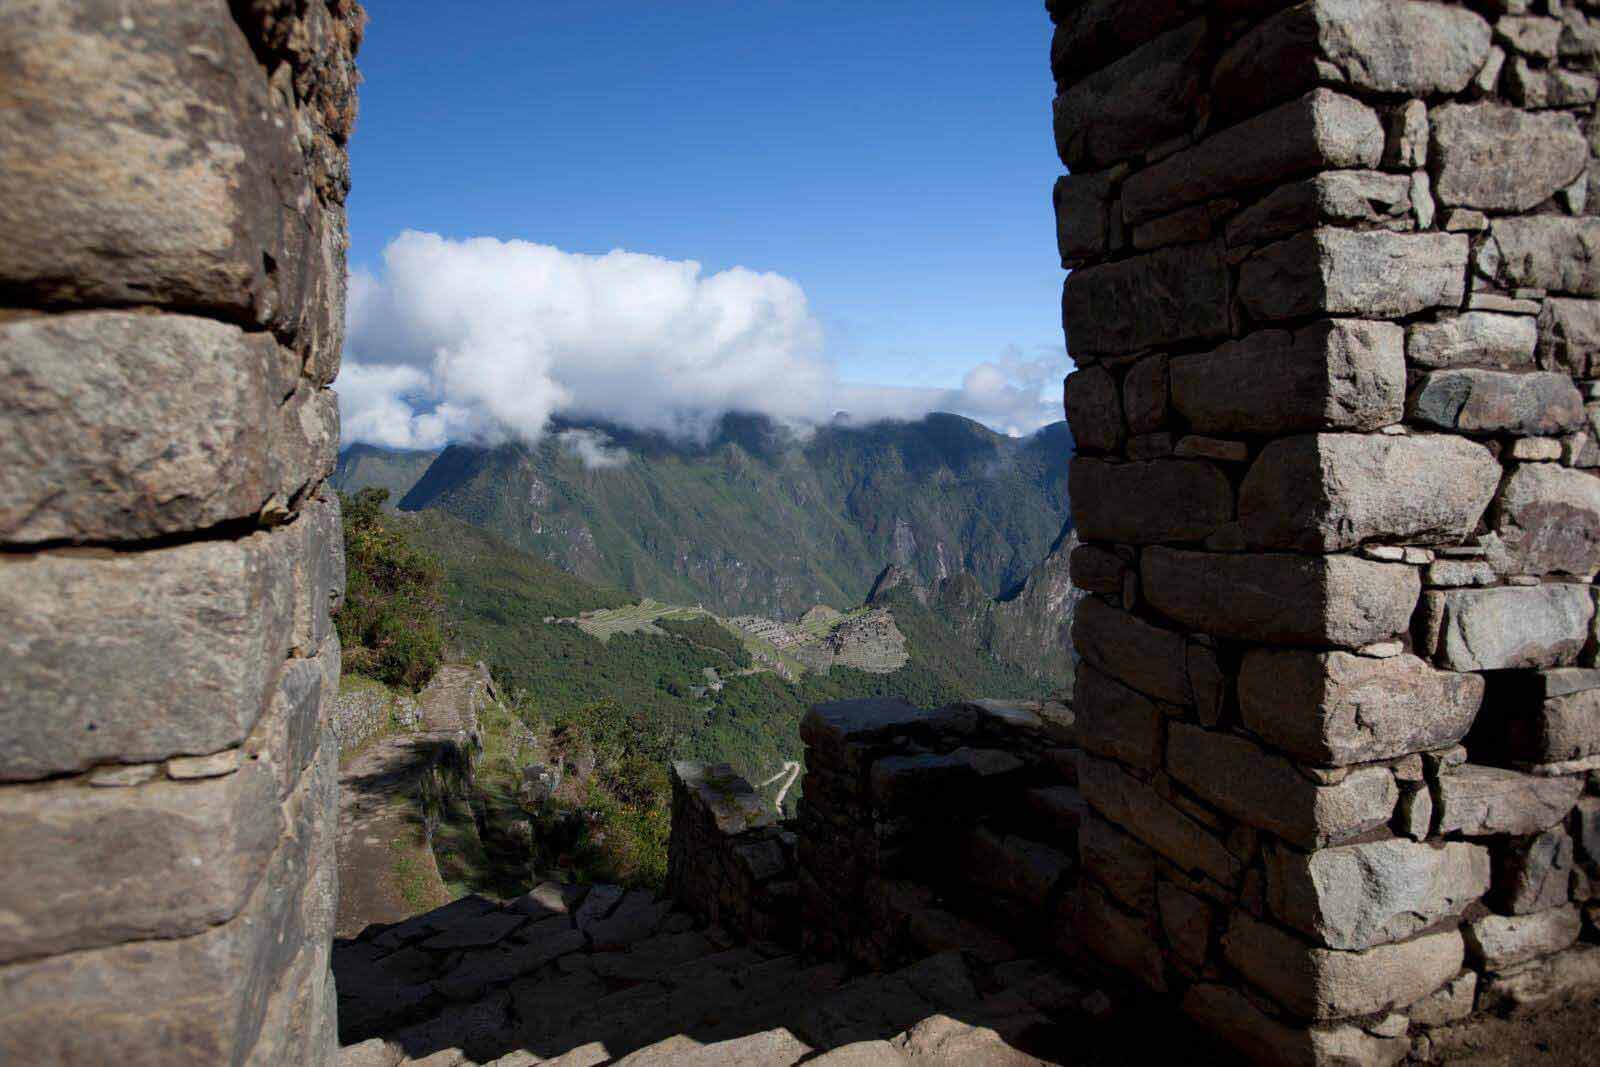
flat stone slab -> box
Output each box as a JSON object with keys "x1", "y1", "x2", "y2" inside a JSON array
[{"x1": 419, "y1": 910, "x2": 528, "y2": 951}]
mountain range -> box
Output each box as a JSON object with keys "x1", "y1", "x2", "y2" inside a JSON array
[{"x1": 334, "y1": 412, "x2": 1074, "y2": 621}]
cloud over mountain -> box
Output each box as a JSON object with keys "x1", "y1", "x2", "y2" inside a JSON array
[{"x1": 340, "y1": 232, "x2": 1063, "y2": 449}]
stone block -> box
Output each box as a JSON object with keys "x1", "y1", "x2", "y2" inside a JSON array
[
  {"x1": 1430, "y1": 103, "x2": 1587, "y2": 211},
  {"x1": 1080, "y1": 886, "x2": 1166, "y2": 992},
  {"x1": 1183, "y1": 983, "x2": 1409, "y2": 1067},
  {"x1": 1467, "y1": 905, "x2": 1581, "y2": 971},
  {"x1": 1238, "y1": 433, "x2": 1500, "y2": 552},
  {"x1": 1407, "y1": 312, "x2": 1539, "y2": 370},
  {"x1": 0, "y1": 530, "x2": 294, "y2": 781},
  {"x1": 1171, "y1": 321, "x2": 1404, "y2": 437},
  {"x1": 1068, "y1": 543, "x2": 1126, "y2": 594},
  {"x1": 1537, "y1": 298, "x2": 1600, "y2": 377},
  {"x1": 1061, "y1": 240, "x2": 1231, "y2": 356},
  {"x1": 1069, "y1": 457, "x2": 1234, "y2": 544},
  {"x1": 1053, "y1": 19, "x2": 1206, "y2": 170},
  {"x1": 1073, "y1": 665, "x2": 1165, "y2": 774},
  {"x1": 1494, "y1": 827, "x2": 1575, "y2": 914},
  {"x1": 1158, "y1": 881, "x2": 1212, "y2": 973},
  {"x1": 1048, "y1": 0, "x2": 1193, "y2": 87},
  {"x1": 1265, "y1": 838, "x2": 1490, "y2": 951},
  {"x1": 0, "y1": 743, "x2": 334, "y2": 1063},
  {"x1": 1077, "y1": 754, "x2": 1239, "y2": 887},
  {"x1": 1053, "y1": 170, "x2": 1115, "y2": 267},
  {"x1": 1079, "y1": 814, "x2": 1157, "y2": 913},
  {"x1": 1477, "y1": 944, "x2": 1600, "y2": 1013},
  {"x1": 1124, "y1": 90, "x2": 1385, "y2": 224},
  {"x1": 289, "y1": 490, "x2": 346, "y2": 657},
  {"x1": 1240, "y1": 230, "x2": 1468, "y2": 322},
  {"x1": 0, "y1": 757, "x2": 280, "y2": 962},
  {"x1": 1071, "y1": 596, "x2": 1191, "y2": 705},
  {"x1": 1487, "y1": 464, "x2": 1600, "y2": 577},
  {"x1": 1214, "y1": 1, "x2": 1490, "y2": 116},
  {"x1": 271, "y1": 384, "x2": 340, "y2": 507},
  {"x1": 963, "y1": 829, "x2": 1072, "y2": 908},
  {"x1": 1167, "y1": 725, "x2": 1397, "y2": 850},
  {"x1": 1226, "y1": 171, "x2": 1412, "y2": 248},
  {"x1": 1238, "y1": 650, "x2": 1483, "y2": 767},
  {"x1": 1407, "y1": 970, "x2": 1478, "y2": 1027},
  {"x1": 1577, "y1": 796, "x2": 1600, "y2": 873},
  {"x1": 1386, "y1": 100, "x2": 1429, "y2": 169},
  {"x1": 1143, "y1": 548, "x2": 1419, "y2": 648},
  {"x1": 1122, "y1": 355, "x2": 1168, "y2": 436},
  {"x1": 1492, "y1": 216, "x2": 1600, "y2": 295},
  {"x1": 0, "y1": 312, "x2": 296, "y2": 543},
  {"x1": 1223, "y1": 913, "x2": 1464, "y2": 1021},
  {"x1": 1424, "y1": 584, "x2": 1594, "y2": 671},
  {"x1": 0, "y1": 0, "x2": 316, "y2": 335},
  {"x1": 1409, "y1": 369, "x2": 1586, "y2": 436},
  {"x1": 1063, "y1": 365, "x2": 1123, "y2": 454},
  {"x1": 1435, "y1": 765, "x2": 1584, "y2": 836}
]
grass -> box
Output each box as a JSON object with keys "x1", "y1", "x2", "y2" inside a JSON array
[{"x1": 390, "y1": 833, "x2": 451, "y2": 913}]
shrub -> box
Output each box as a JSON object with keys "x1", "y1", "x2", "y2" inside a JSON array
[{"x1": 336, "y1": 488, "x2": 448, "y2": 690}]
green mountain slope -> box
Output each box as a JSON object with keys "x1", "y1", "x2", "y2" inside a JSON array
[
  {"x1": 332, "y1": 443, "x2": 440, "y2": 505},
  {"x1": 383, "y1": 412, "x2": 1072, "y2": 619}
]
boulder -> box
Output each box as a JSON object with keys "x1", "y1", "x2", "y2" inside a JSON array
[
  {"x1": 1494, "y1": 827, "x2": 1575, "y2": 914},
  {"x1": 1238, "y1": 650, "x2": 1483, "y2": 766},
  {"x1": 1124, "y1": 90, "x2": 1384, "y2": 224},
  {"x1": 1238, "y1": 433, "x2": 1500, "y2": 552},
  {"x1": 1265, "y1": 838, "x2": 1490, "y2": 951},
  {"x1": 1423, "y1": 584, "x2": 1594, "y2": 671},
  {"x1": 1409, "y1": 369, "x2": 1586, "y2": 436},
  {"x1": 1407, "y1": 312, "x2": 1539, "y2": 370},
  {"x1": 1434, "y1": 765, "x2": 1583, "y2": 836},
  {"x1": 1166, "y1": 725, "x2": 1397, "y2": 850},
  {"x1": 1171, "y1": 320, "x2": 1404, "y2": 437},
  {"x1": 1488, "y1": 464, "x2": 1600, "y2": 576},
  {"x1": 1222, "y1": 913, "x2": 1465, "y2": 1020},
  {"x1": 1430, "y1": 103, "x2": 1587, "y2": 211},
  {"x1": 1142, "y1": 548, "x2": 1419, "y2": 648},
  {"x1": 1069, "y1": 458, "x2": 1234, "y2": 544},
  {"x1": 1241, "y1": 230, "x2": 1469, "y2": 321},
  {"x1": 1062, "y1": 241, "x2": 1231, "y2": 356}
]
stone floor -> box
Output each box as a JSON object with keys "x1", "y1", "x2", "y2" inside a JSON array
[{"x1": 333, "y1": 881, "x2": 1156, "y2": 1066}]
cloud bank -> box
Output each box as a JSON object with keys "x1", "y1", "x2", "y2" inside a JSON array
[{"x1": 339, "y1": 232, "x2": 1064, "y2": 452}]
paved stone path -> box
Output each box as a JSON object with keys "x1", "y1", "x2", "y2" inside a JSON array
[
  {"x1": 336, "y1": 666, "x2": 493, "y2": 938},
  {"x1": 334, "y1": 882, "x2": 1113, "y2": 1066}
]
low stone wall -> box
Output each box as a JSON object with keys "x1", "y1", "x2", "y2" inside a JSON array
[
  {"x1": 1051, "y1": 1, "x2": 1600, "y2": 1061},
  {"x1": 0, "y1": 2, "x2": 361, "y2": 1062},
  {"x1": 794, "y1": 698, "x2": 1083, "y2": 971},
  {"x1": 666, "y1": 761, "x2": 802, "y2": 944},
  {"x1": 331, "y1": 683, "x2": 422, "y2": 759}
]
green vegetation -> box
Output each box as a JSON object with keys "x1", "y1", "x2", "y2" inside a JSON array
[
  {"x1": 336, "y1": 488, "x2": 448, "y2": 689},
  {"x1": 339, "y1": 491, "x2": 1054, "y2": 893}
]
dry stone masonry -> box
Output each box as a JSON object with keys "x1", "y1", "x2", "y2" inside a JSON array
[
  {"x1": 1054, "y1": 0, "x2": 1600, "y2": 1061},
  {"x1": 0, "y1": 1, "x2": 361, "y2": 1063}
]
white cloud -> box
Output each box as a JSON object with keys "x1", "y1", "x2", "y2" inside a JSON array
[
  {"x1": 557, "y1": 428, "x2": 631, "y2": 469},
  {"x1": 338, "y1": 232, "x2": 1064, "y2": 448}
]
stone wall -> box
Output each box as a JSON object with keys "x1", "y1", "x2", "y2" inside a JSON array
[
  {"x1": 0, "y1": 2, "x2": 361, "y2": 1063},
  {"x1": 794, "y1": 698, "x2": 1084, "y2": 971},
  {"x1": 1053, "y1": 0, "x2": 1600, "y2": 1061},
  {"x1": 666, "y1": 761, "x2": 802, "y2": 944}
]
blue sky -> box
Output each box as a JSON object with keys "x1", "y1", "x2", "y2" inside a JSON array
[{"x1": 341, "y1": 2, "x2": 1067, "y2": 447}]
